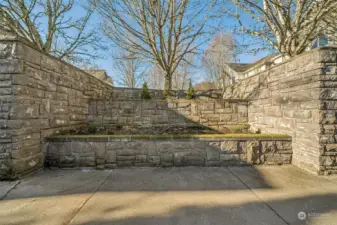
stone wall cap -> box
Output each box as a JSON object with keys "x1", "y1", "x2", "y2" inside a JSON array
[
  {"x1": 0, "y1": 30, "x2": 20, "y2": 41},
  {"x1": 0, "y1": 29, "x2": 113, "y2": 88},
  {"x1": 228, "y1": 46, "x2": 337, "y2": 85},
  {"x1": 46, "y1": 133, "x2": 292, "y2": 142}
]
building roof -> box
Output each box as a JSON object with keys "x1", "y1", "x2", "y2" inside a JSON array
[
  {"x1": 194, "y1": 81, "x2": 217, "y2": 90},
  {"x1": 226, "y1": 63, "x2": 251, "y2": 72},
  {"x1": 84, "y1": 69, "x2": 114, "y2": 85},
  {"x1": 247, "y1": 53, "x2": 278, "y2": 69},
  {"x1": 227, "y1": 53, "x2": 279, "y2": 73}
]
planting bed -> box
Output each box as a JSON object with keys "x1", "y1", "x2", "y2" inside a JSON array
[
  {"x1": 59, "y1": 126, "x2": 219, "y2": 135},
  {"x1": 58, "y1": 124, "x2": 251, "y2": 135}
]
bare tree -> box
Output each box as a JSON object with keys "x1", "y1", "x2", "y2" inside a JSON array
[
  {"x1": 112, "y1": 47, "x2": 147, "y2": 88},
  {"x1": 0, "y1": 0, "x2": 102, "y2": 65},
  {"x1": 147, "y1": 65, "x2": 165, "y2": 90},
  {"x1": 147, "y1": 53, "x2": 195, "y2": 90},
  {"x1": 172, "y1": 53, "x2": 195, "y2": 90},
  {"x1": 202, "y1": 32, "x2": 237, "y2": 91},
  {"x1": 92, "y1": 0, "x2": 221, "y2": 94},
  {"x1": 229, "y1": 0, "x2": 337, "y2": 58}
]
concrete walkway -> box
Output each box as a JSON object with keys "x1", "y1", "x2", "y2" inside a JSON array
[{"x1": 1, "y1": 166, "x2": 337, "y2": 225}]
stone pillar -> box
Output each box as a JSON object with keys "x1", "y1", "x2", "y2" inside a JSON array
[
  {"x1": 223, "y1": 47, "x2": 337, "y2": 175},
  {"x1": 0, "y1": 32, "x2": 18, "y2": 179},
  {"x1": 0, "y1": 32, "x2": 44, "y2": 179},
  {"x1": 318, "y1": 48, "x2": 337, "y2": 175}
]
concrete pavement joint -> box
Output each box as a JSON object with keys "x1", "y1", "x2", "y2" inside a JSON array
[
  {"x1": 63, "y1": 170, "x2": 113, "y2": 225},
  {"x1": 227, "y1": 167, "x2": 290, "y2": 225},
  {"x1": 0, "y1": 181, "x2": 21, "y2": 201}
]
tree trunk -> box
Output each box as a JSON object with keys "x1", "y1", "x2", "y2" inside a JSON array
[{"x1": 164, "y1": 71, "x2": 172, "y2": 96}]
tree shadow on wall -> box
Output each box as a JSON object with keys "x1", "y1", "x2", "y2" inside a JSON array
[
  {"x1": 89, "y1": 91, "x2": 249, "y2": 133},
  {"x1": 223, "y1": 72, "x2": 266, "y2": 101}
]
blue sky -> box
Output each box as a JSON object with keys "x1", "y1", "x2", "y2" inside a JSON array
[
  {"x1": 95, "y1": 47, "x2": 270, "y2": 85},
  {"x1": 72, "y1": 1, "x2": 272, "y2": 86}
]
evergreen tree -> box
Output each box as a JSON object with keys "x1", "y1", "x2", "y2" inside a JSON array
[
  {"x1": 141, "y1": 82, "x2": 151, "y2": 100},
  {"x1": 186, "y1": 80, "x2": 195, "y2": 100}
]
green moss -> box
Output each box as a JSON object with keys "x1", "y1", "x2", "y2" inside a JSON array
[{"x1": 228, "y1": 124, "x2": 250, "y2": 133}]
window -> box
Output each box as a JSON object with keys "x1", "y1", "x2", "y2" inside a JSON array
[
  {"x1": 313, "y1": 35, "x2": 329, "y2": 48},
  {"x1": 319, "y1": 35, "x2": 329, "y2": 46}
]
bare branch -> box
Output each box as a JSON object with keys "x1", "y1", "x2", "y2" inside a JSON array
[
  {"x1": 0, "y1": 0, "x2": 103, "y2": 65},
  {"x1": 93, "y1": 0, "x2": 220, "y2": 92},
  {"x1": 230, "y1": 0, "x2": 337, "y2": 57}
]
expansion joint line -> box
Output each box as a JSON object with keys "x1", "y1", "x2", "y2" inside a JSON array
[
  {"x1": 0, "y1": 181, "x2": 21, "y2": 201},
  {"x1": 227, "y1": 167, "x2": 290, "y2": 225},
  {"x1": 64, "y1": 170, "x2": 112, "y2": 225}
]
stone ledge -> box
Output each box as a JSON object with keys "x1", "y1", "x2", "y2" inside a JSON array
[{"x1": 46, "y1": 133, "x2": 292, "y2": 142}]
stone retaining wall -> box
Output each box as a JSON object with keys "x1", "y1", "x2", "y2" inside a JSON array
[
  {"x1": 223, "y1": 47, "x2": 337, "y2": 175},
  {"x1": 0, "y1": 32, "x2": 113, "y2": 179},
  {"x1": 88, "y1": 99, "x2": 248, "y2": 131},
  {"x1": 87, "y1": 87, "x2": 246, "y2": 131},
  {"x1": 320, "y1": 63, "x2": 337, "y2": 174},
  {"x1": 109, "y1": 87, "x2": 223, "y2": 100},
  {"x1": 45, "y1": 135, "x2": 292, "y2": 168},
  {"x1": 2, "y1": 30, "x2": 337, "y2": 178},
  {"x1": 0, "y1": 32, "x2": 246, "y2": 179}
]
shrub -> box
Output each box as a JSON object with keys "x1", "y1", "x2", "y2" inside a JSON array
[
  {"x1": 164, "y1": 89, "x2": 170, "y2": 98},
  {"x1": 88, "y1": 124, "x2": 98, "y2": 134},
  {"x1": 141, "y1": 82, "x2": 151, "y2": 100},
  {"x1": 186, "y1": 79, "x2": 195, "y2": 100}
]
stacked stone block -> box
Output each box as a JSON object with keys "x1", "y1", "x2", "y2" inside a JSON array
[
  {"x1": 110, "y1": 88, "x2": 222, "y2": 101},
  {"x1": 224, "y1": 47, "x2": 337, "y2": 175},
  {"x1": 3, "y1": 30, "x2": 337, "y2": 177},
  {"x1": 88, "y1": 99, "x2": 248, "y2": 131},
  {"x1": 45, "y1": 136, "x2": 292, "y2": 168},
  {"x1": 0, "y1": 32, "x2": 247, "y2": 179},
  {"x1": 320, "y1": 56, "x2": 337, "y2": 175},
  {"x1": 0, "y1": 33, "x2": 113, "y2": 179},
  {"x1": 0, "y1": 40, "x2": 19, "y2": 178}
]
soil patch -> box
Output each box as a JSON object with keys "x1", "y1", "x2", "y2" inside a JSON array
[{"x1": 60, "y1": 126, "x2": 228, "y2": 135}]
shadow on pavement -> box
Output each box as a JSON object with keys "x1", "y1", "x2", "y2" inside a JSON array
[{"x1": 0, "y1": 167, "x2": 337, "y2": 225}]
